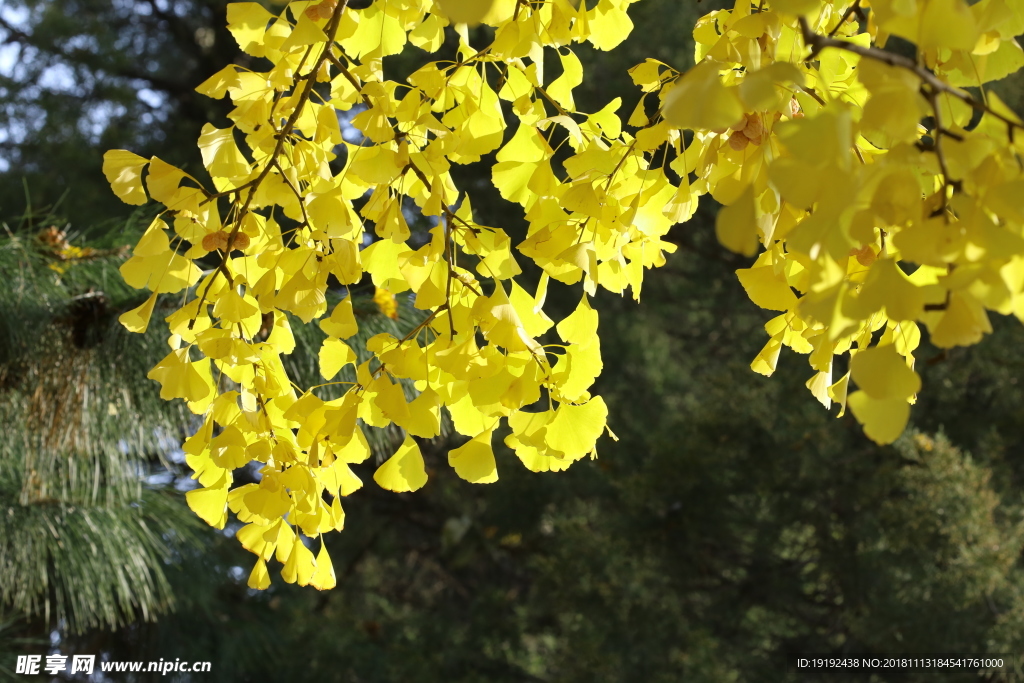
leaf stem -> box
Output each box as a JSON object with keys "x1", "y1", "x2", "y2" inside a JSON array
[{"x1": 188, "y1": 1, "x2": 351, "y2": 329}]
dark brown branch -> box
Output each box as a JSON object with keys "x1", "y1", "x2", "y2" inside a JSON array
[
  {"x1": 798, "y1": 16, "x2": 1024, "y2": 135},
  {"x1": 404, "y1": 161, "x2": 432, "y2": 191},
  {"x1": 326, "y1": 52, "x2": 373, "y2": 109},
  {"x1": 190, "y1": 1, "x2": 350, "y2": 329}
]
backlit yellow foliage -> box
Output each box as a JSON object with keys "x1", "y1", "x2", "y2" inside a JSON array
[{"x1": 103, "y1": 0, "x2": 1024, "y2": 589}]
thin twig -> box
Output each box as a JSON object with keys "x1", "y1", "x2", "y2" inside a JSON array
[
  {"x1": 326, "y1": 51, "x2": 373, "y2": 109},
  {"x1": 536, "y1": 85, "x2": 572, "y2": 117},
  {"x1": 188, "y1": 1, "x2": 350, "y2": 328},
  {"x1": 927, "y1": 87, "x2": 954, "y2": 219},
  {"x1": 270, "y1": 158, "x2": 311, "y2": 229},
  {"x1": 444, "y1": 214, "x2": 455, "y2": 338},
  {"x1": 604, "y1": 139, "x2": 638, "y2": 192},
  {"x1": 798, "y1": 86, "x2": 865, "y2": 162},
  {"x1": 827, "y1": 0, "x2": 861, "y2": 38},
  {"x1": 199, "y1": 178, "x2": 257, "y2": 206},
  {"x1": 799, "y1": 85, "x2": 827, "y2": 107}
]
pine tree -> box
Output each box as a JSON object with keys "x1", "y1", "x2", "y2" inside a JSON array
[
  {"x1": 0, "y1": 205, "x2": 200, "y2": 634},
  {"x1": 0, "y1": 200, "x2": 427, "y2": 641}
]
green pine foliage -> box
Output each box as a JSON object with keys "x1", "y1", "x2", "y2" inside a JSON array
[
  {"x1": 0, "y1": 208, "x2": 201, "y2": 632},
  {"x1": 0, "y1": 206, "x2": 427, "y2": 637}
]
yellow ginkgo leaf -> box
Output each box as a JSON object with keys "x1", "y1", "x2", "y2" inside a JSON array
[
  {"x1": 547, "y1": 50, "x2": 583, "y2": 112},
  {"x1": 102, "y1": 150, "x2": 149, "y2": 205},
  {"x1": 118, "y1": 293, "x2": 159, "y2": 333},
  {"x1": 247, "y1": 558, "x2": 272, "y2": 590},
  {"x1": 369, "y1": 377, "x2": 408, "y2": 425},
  {"x1": 552, "y1": 338, "x2": 602, "y2": 402},
  {"x1": 750, "y1": 338, "x2": 782, "y2": 377},
  {"x1": 319, "y1": 338, "x2": 356, "y2": 380},
  {"x1": 373, "y1": 436, "x2": 428, "y2": 492},
  {"x1": 478, "y1": 282, "x2": 540, "y2": 353},
  {"x1": 806, "y1": 370, "x2": 832, "y2": 409},
  {"x1": 848, "y1": 258, "x2": 925, "y2": 322},
  {"x1": 448, "y1": 390, "x2": 492, "y2": 436},
  {"x1": 213, "y1": 287, "x2": 260, "y2": 324},
  {"x1": 829, "y1": 372, "x2": 851, "y2": 417},
  {"x1": 273, "y1": 523, "x2": 296, "y2": 565},
  {"x1": 195, "y1": 65, "x2": 241, "y2": 99},
  {"x1": 341, "y1": 2, "x2": 406, "y2": 58},
  {"x1": 276, "y1": 270, "x2": 329, "y2": 323},
  {"x1": 850, "y1": 344, "x2": 920, "y2": 400},
  {"x1": 436, "y1": 0, "x2": 495, "y2": 25},
  {"x1": 133, "y1": 218, "x2": 171, "y2": 257},
  {"x1": 847, "y1": 390, "x2": 911, "y2": 445},
  {"x1": 336, "y1": 464, "x2": 362, "y2": 496},
  {"x1": 716, "y1": 184, "x2": 759, "y2": 257},
  {"x1": 861, "y1": 86, "x2": 929, "y2": 145},
  {"x1": 925, "y1": 291, "x2": 994, "y2": 348},
  {"x1": 556, "y1": 294, "x2": 598, "y2": 344},
  {"x1": 350, "y1": 145, "x2": 401, "y2": 184},
  {"x1": 449, "y1": 429, "x2": 499, "y2": 483},
  {"x1": 225, "y1": 3, "x2": 274, "y2": 56},
  {"x1": 145, "y1": 159, "x2": 190, "y2": 209},
  {"x1": 210, "y1": 425, "x2": 251, "y2": 470},
  {"x1": 770, "y1": 0, "x2": 821, "y2": 15},
  {"x1": 918, "y1": 0, "x2": 979, "y2": 50},
  {"x1": 320, "y1": 297, "x2": 358, "y2": 338},
  {"x1": 185, "y1": 476, "x2": 230, "y2": 529},
  {"x1": 309, "y1": 541, "x2": 337, "y2": 591},
  {"x1": 198, "y1": 123, "x2": 250, "y2": 178},
  {"x1": 266, "y1": 311, "x2": 296, "y2": 354},
  {"x1": 279, "y1": 13, "x2": 328, "y2": 52},
  {"x1": 405, "y1": 387, "x2": 442, "y2": 438},
  {"x1": 662, "y1": 61, "x2": 745, "y2": 132},
  {"x1": 281, "y1": 534, "x2": 316, "y2": 586},
  {"x1": 334, "y1": 424, "x2": 371, "y2": 464},
  {"x1": 544, "y1": 396, "x2": 608, "y2": 460},
  {"x1": 508, "y1": 408, "x2": 555, "y2": 450},
  {"x1": 236, "y1": 522, "x2": 277, "y2": 561},
  {"x1": 373, "y1": 286, "x2": 399, "y2": 320},
  {"x1": 147, "y1": 350, "x2": 214, "y2": 403},
  {"x1": 506, "y1": 433, "x2": 575, "y2": 472},
  {"x1": 739, "y1": 62, "x2": 805, "y2": 112},
  {"x1": 120, "y1": 251, "x2": 202, "y2": 294},
  {"x1": 736, "y1": 265, "x2": 798, "y2": 311},
  {"x1": 588, "y1": 0, "x2": 634, "y2": 51}
]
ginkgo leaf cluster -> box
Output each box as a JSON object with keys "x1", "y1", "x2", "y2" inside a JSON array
[{"x1": 102, "y1": 0, "x2": 1024, "y2": 589}]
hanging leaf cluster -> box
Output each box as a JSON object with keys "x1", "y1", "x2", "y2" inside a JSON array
[{"x1": 102, "y1": 0, "x2": 1024, "y2": 589}]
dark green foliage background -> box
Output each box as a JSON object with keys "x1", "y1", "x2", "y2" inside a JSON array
[{"x1": 3, "y1": 1, "x2": 1024, "y2": 681}]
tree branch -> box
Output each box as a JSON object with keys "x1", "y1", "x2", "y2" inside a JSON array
[
  {"x1": 798, "y1": 17, "x2": 1024, "y2": 135},
  {"x1": 827, "y1": 0, "x2": 863, "y2": 38},
  {"x1": 0, "y1": 14, "x2": 192, "y2": 97},
  {"x1": 189, "y1": 1, "x2": 351, "y2": 328}
]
